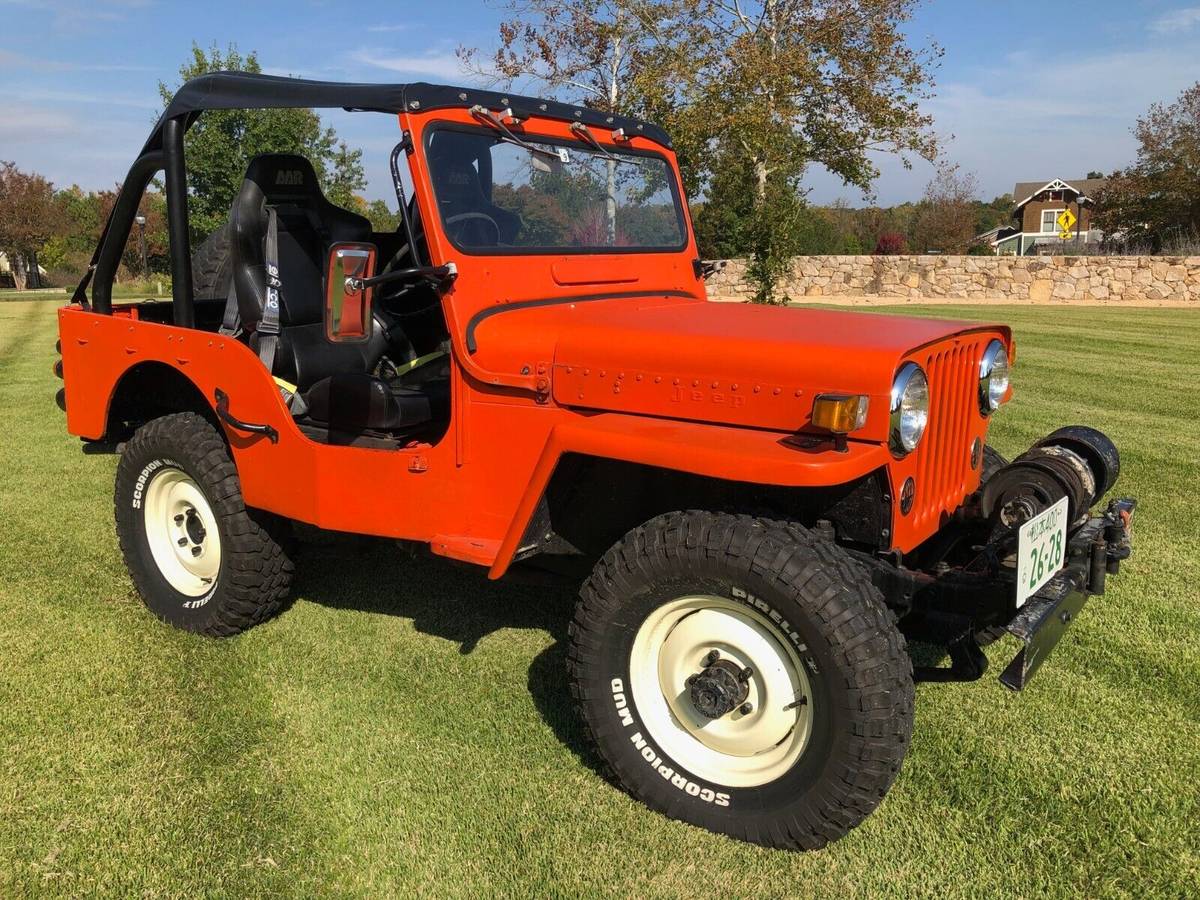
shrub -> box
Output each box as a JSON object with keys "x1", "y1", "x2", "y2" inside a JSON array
[{"x1": 874, "y1": 232, "x2": 907, "y2": 255}]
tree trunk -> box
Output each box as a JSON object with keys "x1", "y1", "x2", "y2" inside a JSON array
[
  {"x1": 28, "y1": 251, "x2": 41, "y2": 289},
  {"x1": 11, "y1": 253, "x2": 28, "y2": 291}
]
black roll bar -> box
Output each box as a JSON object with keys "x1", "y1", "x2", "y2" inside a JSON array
[
  {"x1": 390, "y1": 136, "x2": 425, "y2": 268},
  {"x1": 90, "y1": 150, "x2": 165, "y2": 315},
  {"x1": 89, "y1": 114, "x2": 194, "y2": 325},
  {"x1": 163, "y1": 117, "x2": 194, "y2": 327}
]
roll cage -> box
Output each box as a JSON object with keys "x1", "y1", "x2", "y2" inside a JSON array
[{"x1": 74, "y1": 71, "x2": 675, "y2": 325}]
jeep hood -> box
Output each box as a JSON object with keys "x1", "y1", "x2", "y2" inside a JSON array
[{"x1": 534, "y1": 297, "x2": 1009, "y2": 438}]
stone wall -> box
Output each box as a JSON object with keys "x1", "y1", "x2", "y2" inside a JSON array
[{"x1": 704, "y1": 255, "x2": 1200, "y2": 304}]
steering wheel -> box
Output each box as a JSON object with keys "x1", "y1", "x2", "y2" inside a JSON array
[{"x1": 445, "y1": 211, "x2": 500, "y2": 247}]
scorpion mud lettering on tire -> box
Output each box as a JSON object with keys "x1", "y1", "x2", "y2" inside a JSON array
[
  {"x1": 114, "y1": 412, "x2": 294, "y2": 636},
  {"x1": 568, "y1": 510, "x2": 914, "y2": 851}
]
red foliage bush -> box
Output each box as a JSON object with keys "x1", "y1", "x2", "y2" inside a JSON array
[{"x1": 874, "y1": 232, "x2": 908, "y2": 255}]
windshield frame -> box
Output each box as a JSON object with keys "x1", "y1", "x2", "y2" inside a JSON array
[{"x1": 421, "y1": 121, "x2": 690, "y2": 257}]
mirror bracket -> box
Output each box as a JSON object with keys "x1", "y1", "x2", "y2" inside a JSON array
[{"x1": 325, "y1": 242, "x2": 377, "y2": 343}]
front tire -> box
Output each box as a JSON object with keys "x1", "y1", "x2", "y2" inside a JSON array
[
  {"x1": 568, "y1": 511, "x2": 914, "y2": 851},
  {"x1": 114, "y1": 412, "x2": 294, "y2": 636}
]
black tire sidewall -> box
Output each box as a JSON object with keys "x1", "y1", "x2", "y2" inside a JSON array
[
  {"x1": 115, "y1": 434, "x2": 231, "y2": 632},
  {"x1": 582, "y1": 566, "x2": 848, "y2": 824}
]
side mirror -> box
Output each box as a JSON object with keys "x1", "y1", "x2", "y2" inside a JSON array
[{"x1": 325, "y1": 242, "x2": 377, "y2": 342}]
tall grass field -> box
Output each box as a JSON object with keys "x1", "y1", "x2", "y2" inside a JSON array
[{"x1": 1, "y1": 299, "x2": 1197, "y2": 896}]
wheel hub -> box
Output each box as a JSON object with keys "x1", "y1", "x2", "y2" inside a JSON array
[
  {"x1": 184, "y1": 508, "x2": 207, "y2": 546},
  {"x1": 143, "y1": 468, "x2": 221, "y2": 597},
  {"x1": 687, "y1": 655, "x2": 750, "y2": 720},
  {"x1": 628, "y1": 596, "x2": 815, "y2": 788}
]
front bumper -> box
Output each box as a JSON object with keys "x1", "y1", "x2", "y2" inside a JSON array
[{"x1": 999, "y1": 497, "x2": 1135, "y2": 690}]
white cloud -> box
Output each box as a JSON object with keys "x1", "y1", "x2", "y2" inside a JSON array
[
  {"x1": 806, "y1": 45, "x2": 1200, "y2": 205},
  {"x1": 1149, "y1": 7, "x2": 1200, "y2": 34},
  {"x1": 350, "y1": 48, "x2": 465, "y2": 80},
  {"x1": 367, "y1": 24, "x2": 408, "y2": 33}
]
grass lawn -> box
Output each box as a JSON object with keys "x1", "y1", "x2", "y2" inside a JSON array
[
  {"x1": 1, "y1": 286, "x2": 164, "y2": 303},
  {"x1": 1, "y1": 299, "x2": 1197, "y2": 897}
]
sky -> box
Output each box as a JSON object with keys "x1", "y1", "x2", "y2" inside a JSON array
[{"x1": 1, "y1": 0, "x2": 1199, "y2": 208}]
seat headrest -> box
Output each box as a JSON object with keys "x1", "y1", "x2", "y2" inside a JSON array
[{"x1": 241, "y1": 153, "x2": 324, "y2": 205}]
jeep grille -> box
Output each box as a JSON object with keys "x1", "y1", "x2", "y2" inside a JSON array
[{"x1": 910, "y1": 337, "x2": 988, "y2": 532}]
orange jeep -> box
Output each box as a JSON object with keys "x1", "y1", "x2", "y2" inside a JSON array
[{"x1": 56, "y1": 73, "x2": 1135, "y2": 851}]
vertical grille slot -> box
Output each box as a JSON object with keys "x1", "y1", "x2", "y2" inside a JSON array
[{"x1": 911, "y1": 339, "x2": 984, "y2": 530}]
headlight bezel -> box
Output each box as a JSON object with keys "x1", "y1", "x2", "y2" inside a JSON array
[
  {"x1": 978, "y1": 339, "x2": 1010, "y2": 415},
  {"x1": 889, "y1": 362, "x2": 930, "y2": 456}
]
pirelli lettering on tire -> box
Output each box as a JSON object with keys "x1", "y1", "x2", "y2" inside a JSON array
[
  {"x1": 609, "y1": 678, "x2": 731, "y2": 807},
  {"x1": 730, "y1": 585, "x2": 819, "y2": 675}
]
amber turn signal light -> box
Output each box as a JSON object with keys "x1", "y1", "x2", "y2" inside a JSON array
[{"x1": 811, "y1": 394, "x2": 869, "y2": 433}]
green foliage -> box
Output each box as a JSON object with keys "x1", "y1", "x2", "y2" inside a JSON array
[
  {"x1": 1094, "y1": 82, "x2": 1200, "y2": 249},
  {"x1": 464, "y1": 0, "x2": 941, "y2": 298},
  {"x1": 159, "y1": 44, "x2": 366, "y2": 243},
  {"x1": 363, "y1": 199, "x2": 400, "y2": 232}
]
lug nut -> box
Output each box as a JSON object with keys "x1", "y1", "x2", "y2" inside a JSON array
[
  {"x1": 191, "y1": 546, "x2": 202, "y2": 557},
  {"x1": 739, "y1": 667, "x2": 753, "y2": 682},
  {"x1": 703, "y1": 650, "x2": 720, "y2": 666},
  {"x1": 177, "y1": 537, "x2": 188, "y2": 547},
  {"x1": 174, "y1": 514, "x2": 185, "y2": 524},
  {"x1": 739, "y1": 703, "x2": 753, "y2": 715}
]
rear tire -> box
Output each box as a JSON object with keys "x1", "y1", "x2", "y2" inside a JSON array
[
  {"x1": 568, "y1": 511, "x2": 914, "y2": 851},
  {"x1": 190, "y1": 223, "x2": 232, "y2": 301},
  {"x1": 114, "y1": 412, "x2": 293, "y2": 636}
]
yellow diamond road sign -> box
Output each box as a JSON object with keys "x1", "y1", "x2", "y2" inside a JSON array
[{"x1": 1057, "y1": 208, "x2": 1077, "y2": 239}]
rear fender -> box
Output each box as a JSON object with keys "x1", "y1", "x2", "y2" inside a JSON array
[{"x1": 58, "y1": 307, "x2": 318, "y2": 521}]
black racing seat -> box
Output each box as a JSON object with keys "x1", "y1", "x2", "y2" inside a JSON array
[
  {"x1": 302, "y1": 354, "x2": 451, "y2": 433},
  {"x1": 228, "y1": 153, "x2": 389, "y2": 390},
  {"x1": 427, "y1": 131, "x2": 522, "y2": 247},
  {"x1": 229, "y1": 153, "x2": 450, "y2": 437}
]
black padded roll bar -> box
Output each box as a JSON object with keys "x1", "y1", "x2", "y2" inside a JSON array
[
  {"x1": 163, "y1": 117, "x2": 194, "y2": 327},
  {"x1": 89, "y1": 149, "x2": 164, "y2": 315}
]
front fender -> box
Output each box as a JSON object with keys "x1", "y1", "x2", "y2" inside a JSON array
[{"x1": 487, "y1": 413, "x2": 891, "y2": 578}]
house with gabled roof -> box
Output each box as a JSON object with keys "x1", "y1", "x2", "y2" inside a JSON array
[{"x1": 988, "y1": 177, "x2": 1107, "y2": 255}]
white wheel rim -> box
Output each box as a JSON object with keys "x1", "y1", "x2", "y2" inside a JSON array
[
  {"x1": 143, "y1": 467, "x2": 221, "y2": 597},
  {"x1": 629, "y1": 595, "x2": 813, "y2": 788}
]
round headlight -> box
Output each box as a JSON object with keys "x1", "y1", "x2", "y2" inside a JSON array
[
  {"x1": 979, "y1": 340, "x2": 1010, "y2": 414},
  {"x1": 890, "y1": 363, "x2": 929, "y2": 455}
]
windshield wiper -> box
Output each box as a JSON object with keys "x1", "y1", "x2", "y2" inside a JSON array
[
  {"x1": 469, "y1": 105, "x2": 564, "y2": 163},
  {"x1": 568, "y1": 122, "x2": 640, "y2": 165}
]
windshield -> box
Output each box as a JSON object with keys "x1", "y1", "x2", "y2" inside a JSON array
[{"x1": 425, "y1": 127, "x2": 687, "y2": 253}]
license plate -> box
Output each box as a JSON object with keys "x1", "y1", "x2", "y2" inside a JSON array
[{"x1": 1016, "y1": 495, "x2": 1069, "y2": 608}]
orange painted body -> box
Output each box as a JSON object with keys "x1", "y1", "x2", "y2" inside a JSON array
[{"x1": 58, "y1": 106, "x2": 1013, "y2": 575}]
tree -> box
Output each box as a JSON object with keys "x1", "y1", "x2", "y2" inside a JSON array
[
  {"x1": 0, "y1": 161, "x2": 62, "y2": 290},
  {"x1": 324, "y1": 142, "x2": 367, "y2": 209},
  {"x1": 159, "y1": 44, "x2": 365, "y2": 243},
  {"x1": 462, "y1": 0, "x2": 942, "y2": 302},
  {"x1": 1094, "y1": 82, "x2": 1200, "y2": 249},
  {"x1": 910, "y1": 165, "x2": 980, "y2": 254}
]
